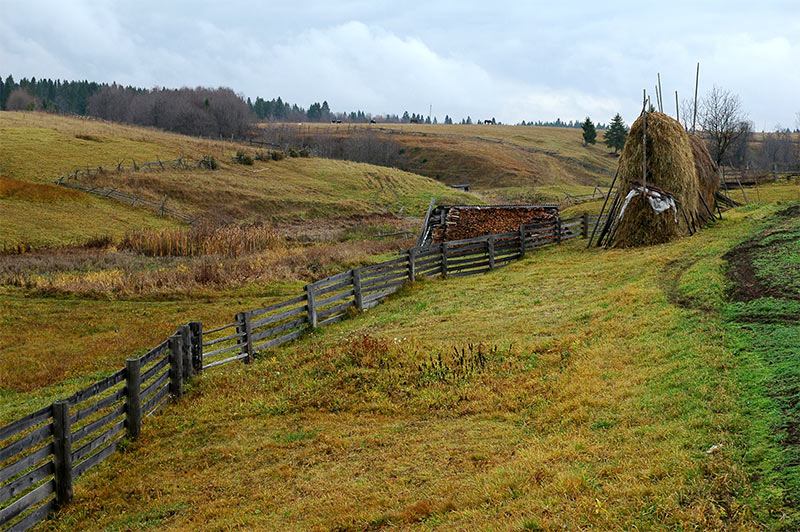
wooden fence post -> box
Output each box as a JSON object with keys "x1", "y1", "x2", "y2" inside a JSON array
[
  {"x1": 235, "y1": 313, "x2": 253, "y2": 363},
  {"x1": 189, "y1": 322, "x2": 203, "y2": 374},
  {"x1": 408, "y1": 249, "x2": 417, "y2": 283},
  {"x1": 582, "y1": 212, "x2": 589, "y2": 238},
  {"x1": 441, "y1": 243, "x2": 449, "y2": 278},
  {"x1": 125, "y1": 358, "x2": 141, "y2": 440},
  {"x1": 305, "y1": 284, "x2": 318, "y2": 328},
  {"x1": 487, "y1": 236, "x2": 495, "y2": 270},
  {"x1": 353, "y1": 269, "x2": 364, "y2": 311},
  {"x1": 168, "y1": 332, "x2": 184, "y2": 399},
  {"x1": 178, "y1": 325, "x2": 194, "y2": 378},
  {"x1": 519, "y1": 227, "x2": 526, "y2": 257},
  {"x1": 556, "y1": 217, "x2": 562, "y2": 244},
  {"x1": 52, "y1": 400, "x2": 73, "y2": 508}
]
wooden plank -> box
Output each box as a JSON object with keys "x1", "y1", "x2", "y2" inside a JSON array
[
  {"x1": 361, "y1": 279, "x2": 406, "y2": 295},
  {"x1": 202, "y1": 322, "x2": 238, "y2": 335},
  {"x1": 448, "y1": 268, "x2": 490, "y2": 278},
  {"x1": 359, "y1": 256, "x2": 408, "y2": 273},
  {"x1": 142, "y1": 384, "x2": 169, "y2": 415},
  {"x1": 359, "y1": 262, "x2": 408, "y2": 280},
  {"x1": 252, "y1": 328, "x2": 305, "y2": 352},
  {"x1": 0, "y1": 444, "x2": 54, "y2": 486},
  {"x1": 360, "y1": 271, "x2": 408, "y2": 290},
  {"x1": 203, "y1": 353, "x2": 248, "y2": 370},
  {"x1": 313, "y1": 277, "x2": 353, "y2": 297},
  {"x1": 72, "y1": 439, "x2": 118, "y2": 479},
  {"x1": 445, "y1": 254, "x2": 489, "y2": 268},
  {"x1": 249, "y1": 304, "x2": 307, "y2": 330},
  {"x1": 3, "y1": 496, "x2": 55, "y2": 532},
  {"x1": 250, "y1": 317, "x2": 307, "y2": 343},
  {"x1": 138, "y1": 340, "x2": 170, "y2": 366},
  {"x1": 318, "y1": 313, "x2": 347, "y2": 327},
  {"x1": 245, "y1": 295, "x2": 306, "y2": 318},
  {"x1": 0, "y1": 424, "x2": 53, "y2": 464},
  {"x1": 316, "y1": 288, "x2": 355, "y2": 307},
  {"x1": 414, "y1": 256, "x2": 442, "y2": 269},
  {"x1": 201, "y1": 330, "x2": 244, "y2": 347},
  {"x1": 309, "y1": 269, "x2": 354, "y2": 288},
  {"x1": 140, "y1": 370, "x2": 169, "y2": 403},
  {"x1": 202, "y1": 342, "x2": 242, "y2": 359},
  {"x1": 66, "y1": 369, "x2": 126, "y2": 407},
  {"x1": 0, "y1": 461, "x2": 53, "y2": 506},
  {"x1": 140, "y1": 354, "x2": 170, "y2": 384},
  {"x1": 362, "y1": 284, "x2": 403, "y2": 304},
  {"x1": 68, "y1": 388, "x2": 123, "y2": 426},
  {"x1": 0, "y1": 408, "x2": 51, "y2": 444},
  {"x1": 0, "y1": 479, "x2": 55, "y2": 526},
  {"x1": 71, "y1": 403, "x2": 125, "y2": 444},
  {"x1": 449, "y1": 260, "x2": 491, "y2": 272},
  {"x1": 71, "y1": 420, "x2": 124, "y2": 463},
  {"x1": 317, "y1": 302, "x2": 352, "y2": 320}
]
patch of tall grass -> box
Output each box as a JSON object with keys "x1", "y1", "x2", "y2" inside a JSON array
[{"x1": 119, "y1": 222, "x2": 281, "y2": 257}]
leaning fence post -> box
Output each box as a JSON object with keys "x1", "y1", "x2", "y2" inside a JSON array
[
  {"x1": 353, "y1": 269, "x2": 364, "y2": 311},
  {"x1": 305, "y1": 284, "x2": 318, "y2": 328},
  {"x1": 125, "y1": 358, "x2": 142, "y2": 440},
  {"x1": 556, "y1": 217, "x2": 562, "y2": 244},
  {"x1": 189, "y1": 321, "x2": 203, "y2": 374},
  {"x1": 52, "y1": 400, "x2": 73, "y2": 508},
  {"x1": 168, "y1": 332, "x2": 184, "y2": 399},
  {"x1": 487, "y1": 236, "x2": 495, "y2": 270},
  {"x1": 235, "y1": 313, "x2": 253, "y2": 363},
  {"x1": 582, "y1": 212, "x2": 589, "y2": 238},
  {"x1": 441, "y1": 242, "x2": 449, "y2": 279},
  {"x1": 179, "y1": 324, "x2": 193, "y2": 378},
  {"x1": 519, "y1": 227, "x2": 526, "y2": 257},
  {"x1": 408, "y1": 249, "x2": 417, "y2": 283}
]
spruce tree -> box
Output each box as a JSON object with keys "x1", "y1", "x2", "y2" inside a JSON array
[
  {"x1": 581, "y1": 117, "x2": 597, "y2": 146},
  {"x1": 603, "y1": 113, "x2": 628, "y2": 153}
]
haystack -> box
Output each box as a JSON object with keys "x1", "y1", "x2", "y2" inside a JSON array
[
  {"x1": 688, "y1": 133, "x2": 720, "y2": 224},
  {"x1": 611, "y1": 112, "x2": 698, "y2": 248}
]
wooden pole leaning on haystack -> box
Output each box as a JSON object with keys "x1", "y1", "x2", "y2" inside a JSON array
[{"x1": 607, "y1": 111, "x2": 701, "y2": 248}]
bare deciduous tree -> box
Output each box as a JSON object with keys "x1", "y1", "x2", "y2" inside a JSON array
[
  {"x1": 6, "y1": 88, "x2": 38, "y2": 111},
  {"x1": 697, "y1": 86, "x2": 749, "y2": 167}
]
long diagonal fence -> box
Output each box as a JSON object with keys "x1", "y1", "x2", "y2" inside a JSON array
[{"x1": 0, "y1": 212, "x2": 604, "y2": 532}]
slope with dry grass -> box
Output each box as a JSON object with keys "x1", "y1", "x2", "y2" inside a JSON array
[
  {"x1": 26, "y1": 190, "x2": 800, "y2": 531},
  {"x1": 0, "y1": 111, "x2": 478, "y2": 249}
]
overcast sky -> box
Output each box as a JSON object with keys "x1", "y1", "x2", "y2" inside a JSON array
[{"x1": 2, "y1": 0, "x2": 798, "y2": 129}]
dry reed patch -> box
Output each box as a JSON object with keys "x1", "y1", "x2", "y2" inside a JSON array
[{"x1": 0, "y1": 176, "x2": 79, "y2": 201}]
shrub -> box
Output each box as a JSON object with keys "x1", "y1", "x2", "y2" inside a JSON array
[
  {"x1": 233, "y1": 150, "x2": 254, "y2": 165},
  {"x1": 288, "y1": 148, "x2": 299, "y2": 158},
  {"x1": 199, "y1": 155, "x2": 219, "y2": 170},
  {"x1": 254, "y1": 150, "x2": 269, "y2": 161},
  {"x1": 299, "y1": 148, "x2": 310, "y2": 158},
  {"x1": 271, "y1": 150, "x2": 285, "y2": 161}
]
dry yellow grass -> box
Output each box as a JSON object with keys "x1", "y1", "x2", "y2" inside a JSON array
[{"x1": 29, "y1": 190, "x2": 800, "y2": 531}]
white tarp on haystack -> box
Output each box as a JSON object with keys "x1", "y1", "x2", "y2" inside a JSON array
[{"x1": 617, "y1": 186, "x2": 677, "y2": 223}]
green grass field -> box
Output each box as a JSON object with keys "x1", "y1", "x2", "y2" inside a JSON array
[{"x1": 22, "y1": 191, "x2": 799, "y2": 531}]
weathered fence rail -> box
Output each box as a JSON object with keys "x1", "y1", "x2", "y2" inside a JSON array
[{"x1": 0, "y1": 212, "x2": 604, "y2": 532}]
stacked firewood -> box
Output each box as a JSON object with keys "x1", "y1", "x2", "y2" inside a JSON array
[{"x1": 431, "y1": 206, "x2": 558, "y2": 242}]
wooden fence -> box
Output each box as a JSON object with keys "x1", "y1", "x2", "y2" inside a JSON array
[
  {"x1": 52, "y1": 157, "x2": 203, "y2": 224},
  {"x1": 0, "y1": 213, "x2": 604, "y2": 532}
]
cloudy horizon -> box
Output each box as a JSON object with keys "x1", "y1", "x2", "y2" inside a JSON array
[{"x1": 1, "y1": 0, "x2": 798, "y2": 130}]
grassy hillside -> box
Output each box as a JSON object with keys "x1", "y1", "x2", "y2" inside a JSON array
[
  {"x1": 26, "y1": 189, "x2": 800, "y2": 531},
  {"x1": 262, "y1": 122, "x2": 619, "y2": 203},
  {"x1": 0, "y1": 112, "x2": 477, "y2": 249}
]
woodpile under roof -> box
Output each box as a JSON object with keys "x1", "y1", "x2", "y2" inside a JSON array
[{"x1": 425, "y1": 204, "x2": 559, "y2": 244}]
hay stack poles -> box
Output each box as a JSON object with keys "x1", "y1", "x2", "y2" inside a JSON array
[
  {"x1": 611, "y1": 111, "x2": 700, "y2": 248},
  {"x1": 688, "y1": 134, "x2": 720, "y2": 224}
]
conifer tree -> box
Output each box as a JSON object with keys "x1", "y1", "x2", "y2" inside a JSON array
[
  {"x1": 603, "y1": 113, "x2": 628, "y2": 153},
  {"x1": 581, "y1": 117, "x2": 597, "y2": 146}
]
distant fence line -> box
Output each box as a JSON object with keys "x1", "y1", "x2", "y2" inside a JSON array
[
  {"x1": 52, "y1": 157, "x2": 202, "y2": 224},
  {"x1": 0, "y1": 212, "x2": 605, "y2": 532}
]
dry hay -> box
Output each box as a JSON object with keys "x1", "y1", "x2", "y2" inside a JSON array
[
  {"x1": 612, "y1": 112, "x2": 698, "y2": 248},
  {"x1": 688, "y1": 134, "x2": 720, "y2": 224}
]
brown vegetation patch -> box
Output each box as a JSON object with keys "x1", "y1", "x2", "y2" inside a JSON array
[{"x1": 0, "y1": 176, "x2": 80, "y2": 202}]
